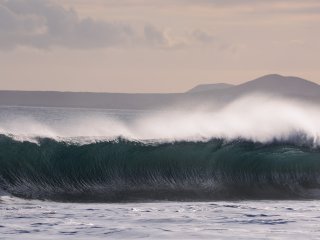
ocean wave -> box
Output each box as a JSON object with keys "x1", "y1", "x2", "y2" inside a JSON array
[{"x1": 1, "y1": 134, "x2": 320, "y2": 202}]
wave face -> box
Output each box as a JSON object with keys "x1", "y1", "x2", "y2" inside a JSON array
[{"x1": 1, "y1": 134, "x2": 320, "y2": 202}]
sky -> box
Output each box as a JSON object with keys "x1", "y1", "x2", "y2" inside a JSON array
[{"x1": 0, "y1": 0, "x2": 320, "y2": 93}]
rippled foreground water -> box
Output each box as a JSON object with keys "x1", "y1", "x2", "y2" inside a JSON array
[{"x1": 1, "y1": 197, "x2": 320, "y2": 239}]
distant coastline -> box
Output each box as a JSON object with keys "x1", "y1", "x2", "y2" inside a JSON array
[{"x1": 0, "y1": 74, "x2": 319, "y2": 109}]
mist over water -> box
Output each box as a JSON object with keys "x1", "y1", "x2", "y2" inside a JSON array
[{"x1": 0, "y1": 94, "x2": 319, "y2": 145}]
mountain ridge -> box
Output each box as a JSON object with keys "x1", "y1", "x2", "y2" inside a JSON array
[{"x1": 0, "y1": 74, "x2": 319, "y2": 109}]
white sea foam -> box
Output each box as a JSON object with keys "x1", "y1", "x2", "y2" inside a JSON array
[{"x1": 0, "y1": 94, "x2": 319, "y2": 145}]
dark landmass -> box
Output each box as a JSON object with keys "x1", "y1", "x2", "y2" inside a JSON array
[{"x1": 0, "y1": 74, "x2": 319, "y2": 109}]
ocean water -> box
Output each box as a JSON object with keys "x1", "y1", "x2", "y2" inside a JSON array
[
  {"x1": 1, "y1": 103, "x2": 320, "y2": 239},
  {"x1": 1, "y1": 197, "x2": 320, "y2": 239}
]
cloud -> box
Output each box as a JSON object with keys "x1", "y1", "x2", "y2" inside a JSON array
[
  {"x1": 144, "y1": 25, "x2": 167, "y2": 47},
  {"x1": 142, "y1": 25, "x2": 220, "y2": 49},
  {"x1": 0, "y1": 0, "x2": 220, "y2": 51},
  {"x1": 191, "y1": 30, "x2": 215, "y2": 44},
  {"x1": 0, "y1": 0, "x2": 134, "y2": 50},
  {"x1": 143, "y1": 25, "x2": 189, "y2": 49}
]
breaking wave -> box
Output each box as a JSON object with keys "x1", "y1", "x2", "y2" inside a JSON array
[
  {"x1": 1, "y1": 95, "x2": 320, "y2": 202},
  {"x1": 1, "y1": 135, "x2": 320, "y2": 202}
]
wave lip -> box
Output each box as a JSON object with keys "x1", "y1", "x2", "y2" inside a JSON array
[{"x1": 1, "y1": 134, "x2": 320, "y2": 202}]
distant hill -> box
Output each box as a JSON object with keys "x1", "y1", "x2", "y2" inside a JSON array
[
  {"x1": 235, "y1": 74, "x2": 320, "y2": 97},
  {"x1": 0, "y1": 74, "x2": 319, "y2": 109},
  {"x1": 187, "y1": 83, "x2": 234, "y2": 93},
  {"x1": 182, "y1": 74, "x2": 320, "y2": 108}
]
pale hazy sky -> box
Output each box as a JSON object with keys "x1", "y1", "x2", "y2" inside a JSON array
[{"x1": 1, "y1": 0, "x2": 320, "y2": 92}]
